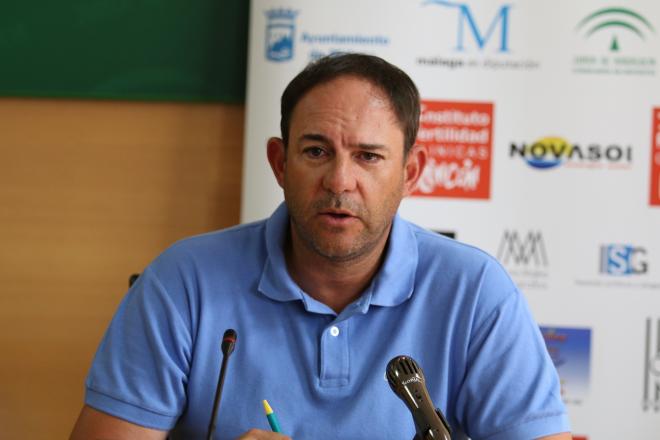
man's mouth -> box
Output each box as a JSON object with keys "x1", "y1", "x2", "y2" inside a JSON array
[
  {"x1": 318, "y1": 210, "x2": 358, "y2": 224},
  {"x1": 321, "y1": 209, "x2": 355, "y2": 219}
]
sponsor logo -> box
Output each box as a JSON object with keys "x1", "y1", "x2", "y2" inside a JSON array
[
  {"x1": 510, "y1": 136, "x2": 633, "y2": 170},
  {"x1": 265, "y1": 9, "x2": 298, "y2": 62},
  {"x1": 263, "y1": 7, "x2": 389, "y2": 62},
  {"x1": 419, "y1": 1, "x2": 540, "y2": 71},
  {"x1": 413, "y1": 100, "x2": 492, "y2": 199},
  {"x1": 575, "y1": 244, "x2": 658, "y2": 289},
  {"x1": 498, "y1": 230, "x2": 548, "y2": 267},
  {"x1": 600, "y1": 244, "x2": 648, "y2": 276},
  {"x1": 541, "y1": 326, "x2": 591, "y2": 405},
  {"x1": 572, "y1": 7, "x2": 657, "y2": 76},
  {"x1": 433, "y1": 230, "x2": 456, "y2": 239},
  {"x1": 576, "y1": 7, "x2": 655, "y2": 52},
  {"x1": 424, "y1": 0, "x2": 511, "y2": 53},
  {"x1": 402, "y1": 376, "x2": 422, "y2": 385},
  {"x1": 651, "y1": 108, "x2": 660, "y2": 206},
  {"x1": 497, "y1": 230, "x2": 548, "y2": 290},
  {"x1": 643, "y1": 318, "x2": 660, "y2": 412}
]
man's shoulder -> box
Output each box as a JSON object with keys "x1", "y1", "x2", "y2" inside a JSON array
[
  {"x1": 405, "y1": 220, "x2": 497, "y2": 266},
  {"x1": 401, "y1": 218, "x2": 515, "y2": 292},
  {"x1": 154, "y1": 219, "x2": 268, "y2": 268}
]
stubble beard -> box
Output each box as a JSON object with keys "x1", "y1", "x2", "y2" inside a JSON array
[{"x1": 287, "y1": 195, "x2": 392, "y2": 264}]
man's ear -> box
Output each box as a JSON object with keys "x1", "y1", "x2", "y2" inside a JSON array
[
  {"x1": 402, "y1": 144, "x2": 427, "y2": 197},
  {"x1": 267, "y1": 137, "x2": 287, "y2": 188}
]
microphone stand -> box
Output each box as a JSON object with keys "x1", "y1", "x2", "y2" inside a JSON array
[{"x1": 206, "y1": 329, "x2": 237, "y2": 440}]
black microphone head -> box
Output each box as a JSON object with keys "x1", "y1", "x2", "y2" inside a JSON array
[
  {"x1": 386, "y1": 355, "x2": 426, "y2": 393},
  {"x1": 386, "y1": 355, "x2": 452, "y2": 439},
  {"x1": 221, "y1": 329, "x2": 237, "y2": 356}
]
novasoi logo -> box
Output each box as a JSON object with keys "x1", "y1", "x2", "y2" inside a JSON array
[
  {"x1": 424, "y1": 0, "x2": 511, "y2": 52},
  {"x1": 265, "y1": 9, "x2": 298, "y2": 62},
  {"x1": 497, "y1": 230, "x2": 548, "y2": 267},
  {"x1": 600, "y1": 244, "x2": 648, "y2": 276},
  {"x1": 510, "y1": 136, "x2": 633, "y2": 169},
  {"x1": 643, "y1": 318, "x2": 660, "y2": 412}
]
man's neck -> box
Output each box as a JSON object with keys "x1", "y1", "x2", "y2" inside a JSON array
[{"x1": 285, "y1": 226, "x2": 390, "y2": 314}]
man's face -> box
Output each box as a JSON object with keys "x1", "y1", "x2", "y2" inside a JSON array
[{"x1": 268, "y1": 75, "x2": 423, "y2": 262}]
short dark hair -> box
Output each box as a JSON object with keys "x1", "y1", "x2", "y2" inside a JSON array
[{"x1": 280, "y1": 53, "x2": 420, "y2": 154}]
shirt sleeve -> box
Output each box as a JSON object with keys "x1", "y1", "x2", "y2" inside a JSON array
[
  {"x1": 84, "y1": 265, "x2": 192, "y2": 430},
  {"x1": 454, "y1": 286, "x2": 571, "y2": 440}
]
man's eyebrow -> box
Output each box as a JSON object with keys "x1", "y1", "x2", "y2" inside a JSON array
[
  {"x1": 298, "y1": 134, "x2": 387, "y2": 151},
  {"x1": 299, "y1": 133, "x2": 329, "y2": 143},
  {"x1": 355, "y1": 143, "x2": 387, "y2": 151}
]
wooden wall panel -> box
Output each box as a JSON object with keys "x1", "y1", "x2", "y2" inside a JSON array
[{"x1": 0, "y1": 98, "x2": 245, "y2": 439}]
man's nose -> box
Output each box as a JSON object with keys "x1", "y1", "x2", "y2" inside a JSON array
[{"x1": 322, "y1": 156, "x2": 357, "y2": 194}]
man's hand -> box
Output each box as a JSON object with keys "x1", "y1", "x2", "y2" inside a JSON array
[{"x1": 236, "y1": 428, "x2": 292, "y2": 439}]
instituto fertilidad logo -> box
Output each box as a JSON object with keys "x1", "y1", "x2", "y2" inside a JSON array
[
  {"x1": 540, "y1": 326, "x2": 591, "y2": 405},
  {"x1": 573, "y1": 6, "x2": 657, "y2": 76},
  {"x1": 651, "y1": 108, "x2": 660, "y2": 206},
  {"x1": 600, "y1": 244, "x2": 648, "y2": 276},
  {"x1": 643, "y1": 318, "x2": 660, "y2": 412},
  {"x1": 413, "y1": 100, "x2": 492, "y2": 199},
  {"x1": 418, "y1": 1, "x2": 539, "y2": 71},
  {"x1": 265, "y1": 9, "x2": 298, "y2": 62},
  {"x1": 509, "y1": 136, "x2": 633, "y2": 170},
  {"x1": 496, "y1": 230, "x2": 549, "y2": 290}
]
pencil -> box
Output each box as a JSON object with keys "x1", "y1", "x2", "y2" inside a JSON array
[{"x1": 262, "y1": 399, "x2": 282, "y2": 433}]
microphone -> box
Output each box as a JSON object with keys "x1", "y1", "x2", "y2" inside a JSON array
[
  {"x1": 386, "y1": 355, "x2": 452, "y2": 440},
  {"x1": 206, "y1": 329, "x2": 238, "y2": 440}
]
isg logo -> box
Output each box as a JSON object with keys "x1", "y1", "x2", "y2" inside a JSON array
[
  {"x1": 599, "y1": 244, "x2": 648, "y2": 276},
  {"x1": 423, "y1": 0, "x2": 511, "y2": 52},
  {"x1": 510, "y1": 136, "x2": 633, "y2": 169},
  {"x1": 265, "y1": 9, "x2": 298, "y2": 62}
]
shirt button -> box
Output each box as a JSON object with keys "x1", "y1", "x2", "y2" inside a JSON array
[{"x1": 330, "y1": 326, "x2": 340, "y2": 337}]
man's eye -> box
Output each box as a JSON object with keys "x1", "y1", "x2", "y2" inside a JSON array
[
  {"x1": 303, "y1": 147, "x2": 326, "y2": 158},
  {"x1": 359, "y1": 152, "x2": 382, "y2": 162}
]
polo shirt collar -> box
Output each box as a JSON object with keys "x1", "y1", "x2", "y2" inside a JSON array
[{"x1": 257, "y1": 202, "x2": 418, "y2": 313}]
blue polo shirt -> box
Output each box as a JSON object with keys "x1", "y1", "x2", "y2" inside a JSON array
[{"x1": 85, "y1": 203, "x2": 569, "y2": 439}]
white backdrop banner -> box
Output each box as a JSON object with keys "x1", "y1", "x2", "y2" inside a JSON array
[{"x1": 242, "y1": 1, "x2": 660, "y2": 438}]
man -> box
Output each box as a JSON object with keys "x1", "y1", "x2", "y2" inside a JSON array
[{"x1": 71, "y1": 53, "x2": 571, "y2": 439}]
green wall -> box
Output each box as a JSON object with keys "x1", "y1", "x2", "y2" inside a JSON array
[{"x1": 1, "y1": 1, "x2": 249, "y2": 102}]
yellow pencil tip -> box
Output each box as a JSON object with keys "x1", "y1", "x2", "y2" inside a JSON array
[{"x1": 262, "y1": 399, "x2": 273, "y2": 415}]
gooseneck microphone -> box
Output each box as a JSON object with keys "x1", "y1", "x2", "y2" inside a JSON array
[
  {"x1": 206, "y1": 329, "x2": 238, "y2": 440},
  {"x1": 386, "y1": 355, "x2": 452, "y2": 440}
]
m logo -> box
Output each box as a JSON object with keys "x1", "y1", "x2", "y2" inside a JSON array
[
  {"x1": 576, "y1": 7, "x2": 655, "y2": 52},
  {"x1": 497, "y1": 230, "x2": 548, "y2": 267},
  {"x1": 265, "y1": 9, "x2": 298, "y2": 62},
  {"x1": 643, "y1": 318, "x2": 660, "y2": 412},
  {"x1": 424, "y1": 0, "x2": 511, "y2": 52}
]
